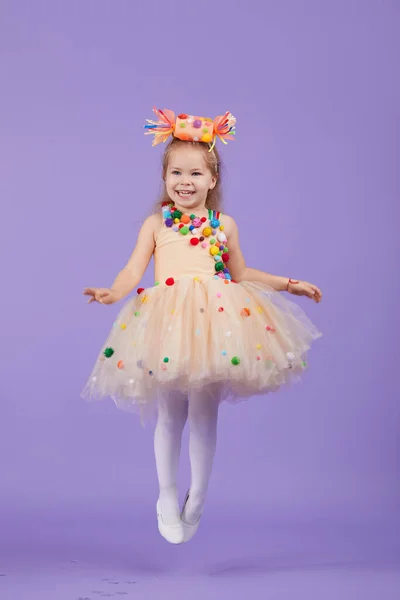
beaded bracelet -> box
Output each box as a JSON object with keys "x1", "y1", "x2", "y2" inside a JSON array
[{"x1": 286, "y1": 278, "x2": 300, "y2": 292}]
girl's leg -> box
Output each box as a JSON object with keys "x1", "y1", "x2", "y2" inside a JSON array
[
  {"x1": 153, "y1": 390, "x2": 188, "y2": 525},
  {"x1": 184, "y1": 385, "x2": 221, "y2": 525}
]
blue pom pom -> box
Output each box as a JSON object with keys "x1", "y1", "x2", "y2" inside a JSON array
[
  {"x1": 189, "y1": 225, "x2": 194, "y2": 231},
  {"x1": 210, "y1": 218, "x2": 220, "y2": 228}
]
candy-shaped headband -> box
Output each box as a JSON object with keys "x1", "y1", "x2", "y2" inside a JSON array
[{"x1": 144, "y1": 108, "x2": 236, "y2": 151}]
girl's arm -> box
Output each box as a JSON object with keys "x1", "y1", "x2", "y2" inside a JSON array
[
  {"x1": 84, "y1": 214, "x2": 160, "y2": 304},
  {"x1": 224, "y1": 215, "x2": 322, "y2": 302}
]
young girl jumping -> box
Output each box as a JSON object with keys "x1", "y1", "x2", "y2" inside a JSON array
[{"x1": 82, "y1": 108, "x2": 323, "y2": 545}]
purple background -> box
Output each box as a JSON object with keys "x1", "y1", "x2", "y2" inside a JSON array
[{"x1": 1, "y1": 1, "x2": 399, "y2": 598}]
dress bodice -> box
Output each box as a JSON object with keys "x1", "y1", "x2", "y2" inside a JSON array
[{"x1": 153, "y1": 205, "x2": 230, "y2": 283}]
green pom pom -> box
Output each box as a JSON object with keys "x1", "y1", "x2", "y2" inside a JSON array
[
  {"x1": 163, "y1": 357, "x2": 169, "y2": 363},
  {"x1": 172, "y1": 210, "x2": 182, "y2": 219},
  {"x1": 134, "y1": 311, "x2": 140, "y2": 316},
  {"x1": 215, "y1": 261, "x2": 224, "y2": 272},
  {"x1": 179, "y1": 226, "x2": 189, "y2": 235},
  {"x1": 210, "y1": 238, "x2": 216, "y2": 245},
  {"x1": 104, "y1": 347, "x2": 115, "y2": 358},
  {"x1": 190, "y1": 214, "x2": 195, "y2": 220},
  {"x1": 231, "y1": 356, "x2": 240, "y2": 366}
]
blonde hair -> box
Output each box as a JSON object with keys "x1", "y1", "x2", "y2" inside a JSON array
[{"x1": 154, "y1": 138, "x2": 224, "y2": 213}]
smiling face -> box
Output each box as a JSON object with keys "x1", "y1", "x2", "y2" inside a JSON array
[{"x1": 164, "y1": 145, "x2": 217, "y2": 212}]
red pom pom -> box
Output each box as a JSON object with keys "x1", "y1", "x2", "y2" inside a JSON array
[
  {"x1": 178, "y1": 223, "x2": 184, "y2": 229},
  {"x1": 190, "y1": 238, "x2": 199, "y2": 246},
  {"x1": 201, "y1": 217, "x2": 207, "y2": 223},
  {"x1": 222, "y1": 253, "x2": 229, "y2": 262},
  {"x1": 165, "y1": 277, "x2": 175, "y2": 286},
  {"x1": 218, "y1": 307, "x2": 224, "y2": 312},
  {"x1": 161, "y1": 200, "x2": 172, "y2": 207},
  {"x1": 178, "y1": 113, "x2": 188, "y2": 119},
  {"x1": 137, "y1": 287, "x2": 145, "y2": 294}
]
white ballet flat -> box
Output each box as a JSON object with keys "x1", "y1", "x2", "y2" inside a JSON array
[
  {"x1": 156, "y1": 500, "x2": 184, "y2": 544},
  {"x1": 180, "y1": 489, "x2": 202, "y2": 543}
]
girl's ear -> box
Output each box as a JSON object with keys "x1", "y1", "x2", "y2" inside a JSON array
[{"x1": 209, "y1": 174, "x2": 218, "y2": 190}]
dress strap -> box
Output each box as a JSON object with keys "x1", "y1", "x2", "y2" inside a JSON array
[{"x1": 208, "y1": 208, "x2": 222, "y2": 223}]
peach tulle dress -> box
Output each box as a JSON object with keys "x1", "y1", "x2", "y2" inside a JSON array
[{"x1": 81, "y1": 206, "x2": 322, "y2": 423}]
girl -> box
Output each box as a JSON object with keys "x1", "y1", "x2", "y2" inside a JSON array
[{"x1": 82, "y1": 108, "x2": 322, "y2": 545}]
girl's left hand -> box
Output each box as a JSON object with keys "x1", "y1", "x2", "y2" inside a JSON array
[{"x1": 287, "y1": 280, "x2": 322, "y2": 303}]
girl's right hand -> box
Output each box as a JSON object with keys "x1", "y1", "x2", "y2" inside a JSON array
[{"x1": 83, "y1": 287, "x2": 122, "y2": 305}]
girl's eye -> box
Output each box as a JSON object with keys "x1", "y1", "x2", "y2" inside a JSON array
[
  {"x1": 192, "y1": 172, "x2": 202, "y2": 176},
  {"x1": 172, "y1": 170, "x2": 180, "y2": 175}
]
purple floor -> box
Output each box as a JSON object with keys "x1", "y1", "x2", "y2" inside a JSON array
[{"x1": 1, "y1": 508, "x2": 399, "y2": 600}]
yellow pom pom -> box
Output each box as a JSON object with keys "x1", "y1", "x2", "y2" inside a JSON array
[
  {"x1": 219, "y1": 225, "x2": 225, "y2": 231},
  {"x1": 201, "y1": 133, "x2": 213, "y2": 143},
  {"x1": 203, "y1": 226, "x2": 212, "y2": 237},
  {"x1": 210, "y1": 246, "x2": 219, "y2": 256},
  {"x1": 174, "y1": 218, "x2": 180, "y2": 224},
  {"x1": 120, "y1": 323, "x2": 127, "y2": 330}
]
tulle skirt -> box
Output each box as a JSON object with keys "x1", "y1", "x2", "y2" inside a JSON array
[{"x1": 81, "y1": 276, "x2": 322, "y2": 424}]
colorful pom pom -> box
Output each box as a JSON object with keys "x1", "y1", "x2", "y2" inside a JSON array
[
  {"x1": 137, "y1": 288, "x2": 145, "y2": 294},
  {"x1": 202, "y1": 226, "x2": 212, "y2": 237},
  {"x1": 165, "y1": 277, "x2": 175, "y2": 286},
  {"x1": 210, "y1": 218, "x2": 220, "y2": 228},
  {"x1": 117, "y1": 360, "x2": 125, "y2": 369},
  {"x1": 103, "y1": 347, "x2": 115, "y2": 358},
  {"x1": 231, "y1": 356, "x2": 240, "y2": 365},
  {"x1": 241, "y1": 308, "x2": 251, "y2": 317},
  {"x1": 190, "y1": 237, "x2": 199, "y2": 246},
  {"x1": 180, "y1": 226, "x2": 189, "y2": 235}
]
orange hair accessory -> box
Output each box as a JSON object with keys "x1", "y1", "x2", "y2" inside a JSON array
[{"x1": 144, "y1": 107, "x2": 236, "y2": 151}]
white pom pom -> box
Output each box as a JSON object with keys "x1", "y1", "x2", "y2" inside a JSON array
[{"x1": 286, "y1": 352, "x2": 295, "y2": 361}]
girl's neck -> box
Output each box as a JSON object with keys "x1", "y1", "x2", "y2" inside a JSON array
[{"x1": 173, "y1": 201, "x2": 208, "y2": 215}]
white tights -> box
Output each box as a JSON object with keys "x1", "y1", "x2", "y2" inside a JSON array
[{"x1": 153, "y1": 385, "x2": 221, "y2": 525}]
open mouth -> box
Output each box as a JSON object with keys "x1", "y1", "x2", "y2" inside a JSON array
[{"x1": 176, "y1": 190, "x2": 195, "y2": 199}]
